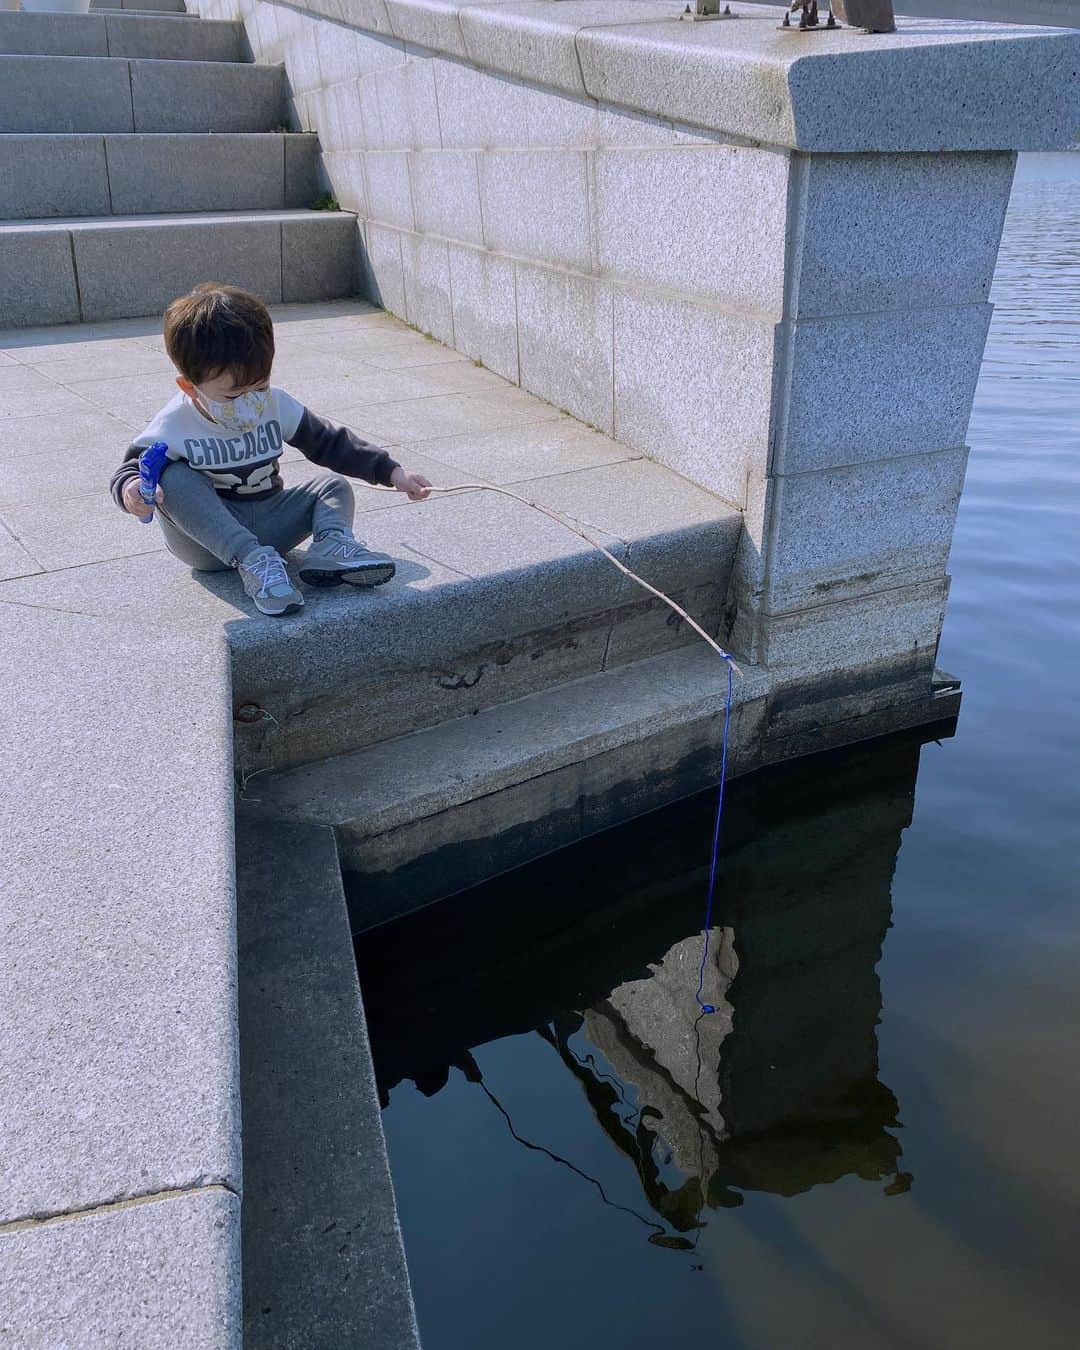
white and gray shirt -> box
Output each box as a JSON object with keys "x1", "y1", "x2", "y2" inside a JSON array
[{"x1": 110, "y1": 385, "x2": 399, "y2": 507}]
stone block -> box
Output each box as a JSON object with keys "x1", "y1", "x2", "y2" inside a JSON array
[
  {"x1": 358, "y1": 71, "x2": 385, "y2": 148},
  {"x1": 0, "y1": 491, "x2": 170, "y2": 570},
  {"x1": 63, "y1": 366, "x2": 183, "y2": 425},
  {"x1": 325, "y1": 149, "x2": 368, "y2": 212},
  {"x1": 478, "y1": 148, "x2": 591, "y2": 270},
  {"x1": 248, "y1": 1, "x2": 279, "y2": 62},
  {"x1": 283, "y1": 213, "x2": 360, "y2": 302},
  {"x1": 251, "y1": 644, "x2": 768, "y2": 905},
  {"x1": 362, "y1": 220, "x2": 407, "y2": 315},
  {"x1": 0, "y1": 12, "x2": 109, "y2": 57},
  {"x1": 601, "y1": 580, "x2": 725, "y2": 670},
  {"x1": 306, "y1": 83, "x2": 344, "y2": 152},
  {"x1": 347, "y1": 24, "x2": 407, "y2": 74},
  {"x1": 0, "y1": 608, "x2": 239, "y2": 1224},
  {"x1": 0, "y1": 363, "x2": 93, "y2": 418},
  {"x1": 363, "y1": 148, "x2": 414, "y2": 227},
  {"x1": 0, "y1": 439, "x2": 132, "y2": 515},
  {"x1": 592, "y1": 144, "x2": 789, "y2": 313},
  {"x1": 516, "y1": 261, "x2": 613, "y2": 434},
  {"x1": 523, "y1": 85, "x2": 599, "y2": 148},
  {"x1": 0, "y1": 1190, "x2": 240, "y2": 1350},
  {"x1": 103, "y1": 14, "x2": 244, "y2": 62},
  {"x1": 401, "y1": 232, "x2": 454, "y2": 343},
  {"x1": 73, "y1": 216, "x2": 284, "y2": 321},
  {"x1": 235, "y1": 819, "x2": 420, "y2": 1350},
  {"x1": 409, "y1": 149, "x2": 483, "y2": 245},
  {"x1": 432, "y1": 55, "x2": 528, "y2": 150},
  {"x1": 105, "y1": 132, "x2": 286, "y2": 214},
  {"x1": 778, "y1": 303, "x2": 993, "y2": 474},
  {"x1": 131, "y1": 57, "x2": 284, "y2": 133},
  {"x1": 596, "y1": 101, "x2": 681, "y2": 147},
  {"x1": 0, "y1": 228, "x2": 80, "y2": 328},
  {"x1": 578, "y1": 15, "x2": 1080, "y2": 153},
  {"x1": 385, "y1": 0, "x2": 468, "y2": 59},
  {"x1": 336, "y1": 0, "x2": 395, "y2": 35},
  {"x1": 318, "y1": 383, "x2": 561, "y2": 445},
  {"x1": 761, "y1": 576, "x2": 949, "y2": 677},
  {"x1": 446, "y1": 241, "x2": 518, "y2": 382},
  {"x1": 0, "y1": 134, "x2": 110, "y2": 219},
  {"x1": 613, "y1": 287, "x2": 776, "y2": 505},
  {"x1": 283, "y1": 23, "x2": 322, "y2": 93},
  {"x1": 0, "y1": 54, "x2": 133, "y2": 134},
  {"x1": 375, "y1": 53, "x2": 441, "y2": 150},
  {"x1": 315, "y1": 13, "x2": 360, "y2": 86},
  {"x1": 521, "y1": 455, "x2": 742, "y2": 594},
  {"x1": 0, "y1": 405, "x2": 137, "y2": 463},
  {"x1": 764, "y1": 447, "x2": 968, "y2": 613},
  {"x1": 412, "y1": 414, "x2": 634, "y2": 484},
  {"x1": 0, "y1": 521, "x2": 41, "y2": 582},
  {"x1": 334, "y1": 78, "x2": 368, "y2": 150},
  {"x1": 459, "y1": 0, "x2": 675, "y2": 100},
  {"x1": 795, "y1": 151, "x2": 1017, "y2": 316},
  {"x1": 285, "y1": 132, "x2": 323, "y2": 206}
]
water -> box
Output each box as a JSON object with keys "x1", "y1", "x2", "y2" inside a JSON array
[{"x1": 355, "y1": 153, "x2": 1080, "y2": 1349}]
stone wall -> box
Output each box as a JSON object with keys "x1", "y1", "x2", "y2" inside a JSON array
[{"x1": 191, "y1": 0, "x2": 1077, "y2": 727}]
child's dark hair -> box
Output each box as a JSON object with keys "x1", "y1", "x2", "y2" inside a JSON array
[{"x1": 163, "y1": 283, "x2": 274, "y2": 388}]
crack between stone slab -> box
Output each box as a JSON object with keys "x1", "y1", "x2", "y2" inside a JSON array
[
  {"x1": 66, "y1": 232, "x2": 85, "y2": 326},
  {"x1": 394, "y1": 540, "x2": 474, "y2": 581},
  {"x1": 0, "y1": 597, "x2": 105, "y2": 619},
  {"x1": 513, "y1": 258, "x2": 522, "y2": 386},
  {"x1": 0, "y1": 514, "x2": 46, "y2": 573},
  {"x1": 0, "y1": 1181, "x2": 239, "y2": 1236},
  {"x1": 126, "y1": 60, "x2": 136, "y2": 135},
  {"x1": 101, "y1": 135, "x2": 115, "y2": 216}
]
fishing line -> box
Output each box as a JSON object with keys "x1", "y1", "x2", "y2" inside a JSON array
[{"x1": 391, "y1": 480, "x2": 740, "y2": 1015}]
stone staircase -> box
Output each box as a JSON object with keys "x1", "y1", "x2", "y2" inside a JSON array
[{"x1": 0, "y1": 3, "x2": 357, "y2": 326}]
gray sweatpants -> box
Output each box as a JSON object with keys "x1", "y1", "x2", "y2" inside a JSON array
[{"x1": 156, "y1": 460, "x2": 355, "y2": 571}]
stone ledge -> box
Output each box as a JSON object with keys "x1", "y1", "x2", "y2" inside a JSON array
[
  {"x1": 236, "y1": 818, "x2": 420, "y2": 1349},
  {"x1": 0, "y1": 608, "x2": 240, "y2": 1340},
  {"x1": 239, "y1": 0, "x2": 1080, "y2": 151},
  {"x1": 0, "y1": 1188, "x2": 241, "y2": 1350}
]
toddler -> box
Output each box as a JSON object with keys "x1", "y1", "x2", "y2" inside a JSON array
[{"x1": 110, "y1": 283, "x2": 431, "y2": 616}]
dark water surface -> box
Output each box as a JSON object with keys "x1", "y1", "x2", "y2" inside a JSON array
[{"x1": 355, "y1": 154, "x2": 1080, "y2": 1349}]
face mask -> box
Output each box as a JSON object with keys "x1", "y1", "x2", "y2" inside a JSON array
[{"x1": 196, "y1": 385, "x2": 270, "y2": 432}]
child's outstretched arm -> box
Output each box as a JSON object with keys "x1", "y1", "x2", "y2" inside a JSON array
[{"x1": 285, "y1": 407, "x2": 430, "y2": 500}]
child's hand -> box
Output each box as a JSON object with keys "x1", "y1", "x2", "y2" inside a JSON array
[
  {"x1": 121, "y1": 477, "x2": 163, "y2": 520},
  {"x1": 390, "y1": 466, "x2": 432, "y2": 502}
]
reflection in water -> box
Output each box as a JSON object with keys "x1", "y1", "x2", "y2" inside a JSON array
[{"x1": 358, "y1": 733, "x2": 926, "y2": 1245}]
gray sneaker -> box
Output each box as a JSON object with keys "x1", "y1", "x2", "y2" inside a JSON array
[
  {"x1": 294, "y1": 529, "x2": 396, "y2": 588},
  {"x1": 237, "y1": 545, "x2": 304, "y2": 617}
]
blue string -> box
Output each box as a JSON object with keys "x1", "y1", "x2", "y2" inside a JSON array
[{"x1": 695, "y1": 658, "x2": 734, "y2": 1015}]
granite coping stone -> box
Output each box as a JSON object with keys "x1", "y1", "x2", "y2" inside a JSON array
[
  {"x1": 0, "y1": 1189, "x2": 241, "y2": 1350},
  {"x1": 235, "y1": 818, "x2": 420, "y2": 1349},
  {"x1": 251, "y1": 0, "x2": 1080, "y2": 151},
  {"x1": 0, "y1": 606, "x2": 240, "y2": 1228},
  {"x1": 241, "y1": 642, "x2": 770, "y2": 839}
]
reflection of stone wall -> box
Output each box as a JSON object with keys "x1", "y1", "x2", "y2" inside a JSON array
[
  {"x1": 589, "y1": 927, "x2": 737, "y2": 1147},
  {"x1": 573, "y1": 741, "x2": 915, "y2": 1202}
]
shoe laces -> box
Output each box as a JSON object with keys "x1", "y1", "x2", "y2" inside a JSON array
[{"x1": 244, "y1": 550, "x2": 289, "y2": 592}]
